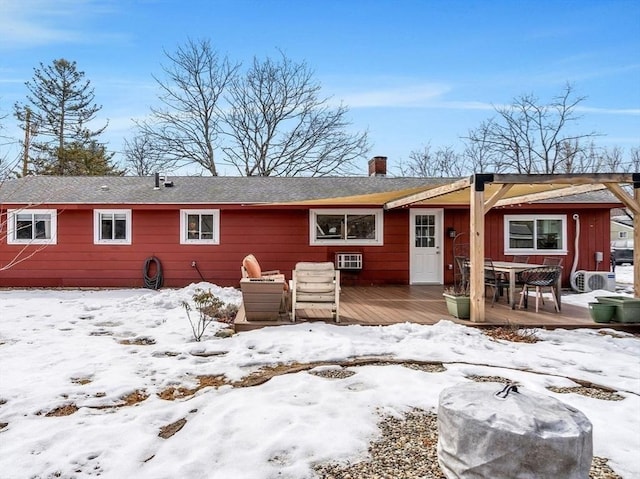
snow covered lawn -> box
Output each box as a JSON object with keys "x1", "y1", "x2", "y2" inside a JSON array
[{"x1": 0, "y1": 274, "x2": 638, "y2": 478}]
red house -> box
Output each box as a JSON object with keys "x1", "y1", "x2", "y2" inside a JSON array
[{"x1": 0, "y1": 158, "x2": 623, "y2": 290}]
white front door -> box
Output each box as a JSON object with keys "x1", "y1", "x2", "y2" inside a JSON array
[{"x1": 410, "y1": 209, "x2": 443, "y2": 284}]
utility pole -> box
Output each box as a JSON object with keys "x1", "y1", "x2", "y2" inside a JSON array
[{"x1": 22, "y1": 108, "x2": 31, "y2": 177}]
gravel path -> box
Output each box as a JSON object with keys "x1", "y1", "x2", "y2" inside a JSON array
[
  {"x1": 314, "y1": 408, "x2": 622, "y2": 479},
  {"x1": 313, "y1": 371, "x2": 624, "y2": 479}
]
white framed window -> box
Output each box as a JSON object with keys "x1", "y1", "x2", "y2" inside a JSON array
[
  {"x1": 310, "y1": 209, "x2": 383, "y2": 246},
  {"x1": 7, "y1": 209, "x2": 57, "y2": 245},
  {"x1": 94, "y1": 209, "x2": 132, "y2": 245},
  {"x1": 180, "y1": 209, "x2": 220, "y2": 244},
  {"x1": 618, "y1": 231, "x2": 628, "y2": 239},
  {"x1": 504, "y1": 214, "x2": 567, "y2": 254}
]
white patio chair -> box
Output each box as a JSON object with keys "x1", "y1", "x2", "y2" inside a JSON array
[{"x1": 291, "y1": 262, "x2": 340, "y2": 322}]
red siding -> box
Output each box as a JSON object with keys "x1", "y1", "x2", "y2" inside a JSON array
[
  {"x1": 0, "y1": 205, "x2": 613, "y2": 289},
  {"x1": 0, "y1": 207, "x2": 410, "y2": 288},
  {"x1": 441, "y1": 208, "x2": 612, "y2": 286}
]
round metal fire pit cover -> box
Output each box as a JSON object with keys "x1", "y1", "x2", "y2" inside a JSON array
[{"x1": 437, "y1": 382, "x2": 593, "y2": 479}]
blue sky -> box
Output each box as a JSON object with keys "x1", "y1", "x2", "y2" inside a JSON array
[{"x1": 1, "y1": 0, "x2": 639, "y2": 175}]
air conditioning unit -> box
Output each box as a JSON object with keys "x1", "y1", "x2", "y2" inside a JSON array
[
  {"x1": 335, "y1": 252, "x2": 363, "y2": 270},
  {"x1": 573, "y1": 271, "x2": 616, "y2": 293}
]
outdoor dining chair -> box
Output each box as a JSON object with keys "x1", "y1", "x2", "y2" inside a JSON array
[
  {"x1": 454, "y1": 256, "x2": 470, "y2": 292},
  {"x1": 510, "y1": 255, "x2": 530, "y2": 285},
  {"x1": 542, "y1": 257, "x2": 564, "y2": 267},
  {"x1": 484, "y1": 259, "x2": 510, "y2": 307},
  {"x1": 517, "y1": 266, "x2": 562, "y2": 313}
]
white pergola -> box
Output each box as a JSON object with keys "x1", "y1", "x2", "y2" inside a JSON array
[{"x1": 385, "y1": 173, "x2": 639, "y2": 322}]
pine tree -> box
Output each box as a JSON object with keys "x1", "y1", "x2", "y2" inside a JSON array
[
  {"x1": 14, "y1": 59, "x2": 119, "y2": 176},
  {"x1": 33, "y1": 140, "x2": 123, "y2": 176}
]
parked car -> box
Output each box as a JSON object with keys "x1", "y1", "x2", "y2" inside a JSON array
[{"x1": 611, "y1": 239, "x2": 634, "y2": 265}]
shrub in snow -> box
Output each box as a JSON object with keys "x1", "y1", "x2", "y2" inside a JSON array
[{"x1": 181, "y1": 288, "x2": 238, "y2": 341}]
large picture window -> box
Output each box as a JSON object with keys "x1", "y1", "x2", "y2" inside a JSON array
[
  {"x1": 180, "y1": 210, "x2": 220, "y2": 244},
  {"x1": 94, "y1": 210, "x2": 132, "y2": 245},
  {"x1": 7, "y1": 209, "x2": 57, "y2": 245},
  {"x1": 310, "y1": 209, "x2": 383, "y2": 245},
  {"x1": 504, "y1": 214, "x2": 567, "y2": 254}
]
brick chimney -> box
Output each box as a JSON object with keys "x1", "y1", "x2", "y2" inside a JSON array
[{"x1": 368, "y1": 156, "x2": 387, "y2": 177}]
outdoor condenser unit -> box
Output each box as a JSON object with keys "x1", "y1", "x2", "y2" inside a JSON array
[{"x1": 573, "y1": 271, "x2": 616, "y2": 293}]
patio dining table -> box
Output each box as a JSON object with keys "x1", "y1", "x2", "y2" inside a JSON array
[{"x1": 491, "y1": 261, "x2": 562, "y2": 311}]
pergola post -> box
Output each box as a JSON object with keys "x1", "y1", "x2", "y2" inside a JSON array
[
  {"x1": 382, "y1": 172, "x2": 638, "y2": 303},
  {"x1": 635, "y1": 180, "x2": 639, "y2": 298},
  {"x1": 469, "y1": 174, "x2": 492, "y2": 322},
  {"x1": 604, "y1": 174, "x2": 639, "y2": 298}
]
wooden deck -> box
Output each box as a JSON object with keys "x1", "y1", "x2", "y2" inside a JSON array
[{"x1": 235, "y1": 285, "x2": 639, "y2": 332}]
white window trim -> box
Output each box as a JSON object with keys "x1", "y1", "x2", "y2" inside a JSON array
[
  {"x1": 94, "y1": 209, "x2": 132, "y2": 245},
  {"x1": 180, "y1": 209, "x2": 220, "y2": 245},
  {"x1": 7, "y1": 208, "x2": 57, "y2": 245},
  {"x1": 504, "y1": 214, "x2": 567, "y2": 255},
  {"x1": 309, "y1": 208, "x2": 384, "y2": 246}
]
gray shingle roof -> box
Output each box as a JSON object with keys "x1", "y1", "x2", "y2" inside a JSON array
[
  {"x1": 0, "y1": 175, "x2": 621, "y2": 205},
  {"x1": 537, "y1": 188, "x2": 622, "y2": 204},
  {"x1": 0, "y1": 175, "x2": 447, "y2": 205}
]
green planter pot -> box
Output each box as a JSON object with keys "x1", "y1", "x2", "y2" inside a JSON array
[
  {"x1": 444, "y1": 293, "x2": 471, "y2": 320},
  {"x1": 588, "y1": 302, "x2": 616, "y2": 323},
  {"x1": 596, "y1": 296, "x2": 640, "y2": 323}
]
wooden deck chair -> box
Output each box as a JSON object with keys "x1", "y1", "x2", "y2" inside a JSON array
[
  {"x1": 291, "y1": 262, "x2": 340, "y2": 322},
  {"x1": 240, "y1": 278, "x2": 287, "y2": 321},
  {"x1": 241, "y1": 254, "x2": 284, "y2": 281},
  {"x1": 240, "y1": 254, "x2": 289, "y2": 319}
]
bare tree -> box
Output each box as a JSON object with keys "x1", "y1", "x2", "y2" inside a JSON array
[
  {"x1": 0, "y1": 109, "x2": 9, "y2": 179},
  {"x1": 123, "y1": 130, "x2": 175, "y2": 176},
  {"x1": 399, "y1": 143, "x2": 470, "y2": 177},
  {"x1": 462, "y1": 123, "x2": 501, "y2": 173},
  {"x1": 221, "y1": 51, "x2": 369, "y2": 176},
  {"x1": 630, "y1": 147, "x2": 640, "y2": 172},
  {"x1": 464, "y1": 84, "x2": 601, "y2": 174},
  {"x1": 0, "y1": 218, "x2": 53, "y2": 271},
  {"x1": 558, "y1": 139, "x2": 603, "y2": 173},
  {"x1": 600, "y1": 145, "x2": 626, "y2": 171},
  {"x1": 134, "y1": 38, "x2": 239, "y2": 175},
  {"x1": 0, "y1": 156, "x2": 20, "y2": 183},
  {"x1": 599, "y1": 145, "x2": 640, "y2": 172},
  {"x1": 564, "y1": 144, "x2": 640, "y2": 173},
  {"x1": 0, "y1": 164, "x2": 53, "y2": 271},
  {"x1": 0, "y1": 104, "x2": 22, "y2": 180}
]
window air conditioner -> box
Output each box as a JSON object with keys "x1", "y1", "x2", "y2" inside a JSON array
[
  {"x1": 573, "y1": 271, "x2": 616, "y2": 293},
  {"x1": 335, "y1": 252, "x2": 363, "y2": 270}
]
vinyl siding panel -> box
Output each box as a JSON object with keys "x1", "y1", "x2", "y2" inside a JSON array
[
  {"x1": 0, "y1": 205, "x2": 613, "y2": 289},
  {"x1": 440, "y1": 208, "x2": 612, "y2": 286}
]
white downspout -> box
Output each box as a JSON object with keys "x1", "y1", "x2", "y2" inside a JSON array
[{"x1": 570, "y1": 214, "x2": 581, "y2": 291}]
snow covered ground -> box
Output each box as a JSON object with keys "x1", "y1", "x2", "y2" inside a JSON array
[{"x1": 0, "y1": 266, "x2": 638, "y2": 478}]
